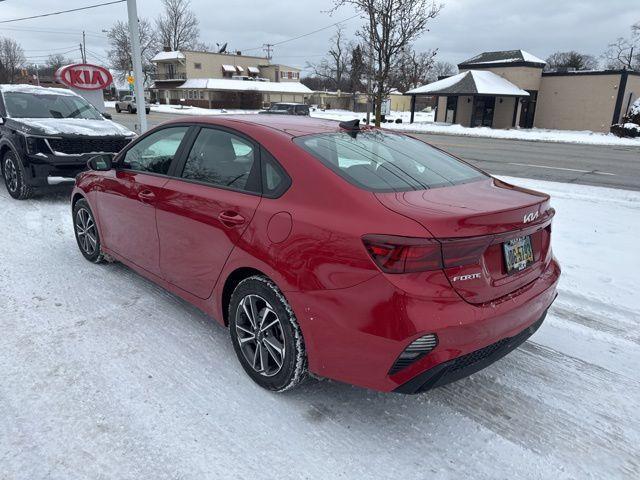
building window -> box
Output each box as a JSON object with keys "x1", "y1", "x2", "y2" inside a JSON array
[
  {"x1": 199, "y1": 91, "x2": 205, "y2": 100},
  {"x1": 194, "y1": 62, "x2": 202, "y2": 70},
  {"x1": 280, "y1": 71, "x2": 285, "y2": 79},
  {"x1": 287, "y1": 71, "x2": 293, "y2": 79}
]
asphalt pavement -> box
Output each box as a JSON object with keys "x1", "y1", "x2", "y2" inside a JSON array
[{"x1": 109, "y1": 109, "x2": 640, "y2": 191}]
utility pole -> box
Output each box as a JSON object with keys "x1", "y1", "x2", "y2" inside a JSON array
[
  {"x1": 127, "y1": 0, "x2": 148, "y2": 133},
  {"x1": 263, "y1": 44, "x2": 273, "y2": 60},
  {"x1": 79, "y1": 43, "x2": 85, "y2": 63},
  {"x1": 82, "y1": 31, "x2": 87, "y2": 63}
]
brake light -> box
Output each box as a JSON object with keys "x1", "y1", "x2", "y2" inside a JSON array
[
  {"x1": 363, "y1": 234, "x2": 491, "y2": 274},
  {"x1": 362, "y1": 235, "x2": 442, "y2": 273}
]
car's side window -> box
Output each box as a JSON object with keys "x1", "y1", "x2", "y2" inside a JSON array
[
  {"x1": 180, "y1": 128, "x2": 259, "y2": 193},
  {"x1": 261, "y1": 148, "x2": 291, "y2": 198},
  {"x1": 121, "y1": 126, "x2": 188, "y2": 175}
]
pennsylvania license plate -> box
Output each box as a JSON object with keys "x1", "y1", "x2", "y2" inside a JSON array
[{"x1": 503, "y1": 235, "x2": 534, "y2": 274}]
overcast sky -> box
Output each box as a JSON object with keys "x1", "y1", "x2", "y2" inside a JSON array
[{"x1": 1, "y1": 0, "x2": 638, "y2": 72}]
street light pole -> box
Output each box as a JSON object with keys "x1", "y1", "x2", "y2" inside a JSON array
[{"x1": 127, "y1": 0, "x2": 147, "y2": 133}]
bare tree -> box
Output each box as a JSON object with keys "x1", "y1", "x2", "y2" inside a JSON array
[
  {"x1": 107, "y1": 19, "x2": 158, "y2": 84},
  {"x1": 156, "y1": 0, "x2": 202, "y2": 51},
  {"x1": 0, "y1": 37, "x2": 26, "y2": 83},
  {"x1": 603, "y1": 21, "x2": 640, "y2": 70},
  {"x1": 332, "y1": 0, "x2": 442, "y2": 126},
  {"x1": 426, "y1": 60, "x2": 456, "y2": 82},
  {"x1": 545, "y1": 51, "x2": 599, "y2": 71},
  {"x1": 306, "y1": 26, "x2": 352, "y2": 91},
  {"x1": 45, "y1": 53, "x2": 75, "y2": 71},
  {"x1": 391, "y1": 47, "x2": 437, "y2": 92}
]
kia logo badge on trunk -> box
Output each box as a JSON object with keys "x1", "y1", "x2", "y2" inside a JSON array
[
  {"x1": 523, "y1": 211, "x2": 539, "y2": 223},
  {"x1": 55, "y1": 64, "x2": 113, "y2": 91}
]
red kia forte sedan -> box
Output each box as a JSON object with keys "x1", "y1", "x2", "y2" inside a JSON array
[{"x1": 71, "y1": 116, "x2": 560, "y2": 393}]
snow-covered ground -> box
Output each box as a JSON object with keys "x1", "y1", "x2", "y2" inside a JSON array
[{"x1": 1, "y1": 177, "x2": 639, "y2": 479}]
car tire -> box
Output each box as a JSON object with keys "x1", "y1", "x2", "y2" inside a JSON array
[
  {"x1": 115, "y1": 104, "x2": 121, "y2": 113},
  {"x1": 2, "y1": 151, "x2": 33, "y2": 200},
  {"x1": 72, "y1": 199, "x2": 105, "y2": 264},
  {"x1": 229, "y1": 275, "x2": 308, "y2": 392}
]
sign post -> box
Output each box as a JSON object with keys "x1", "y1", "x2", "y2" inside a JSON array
[{"x1": 127, "y1": 0, "x2": 148, "y2": 133}]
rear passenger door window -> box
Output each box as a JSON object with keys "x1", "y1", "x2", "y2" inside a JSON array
[{"x1": 180, "y1": 128, "x2": 260, "y2": 193}]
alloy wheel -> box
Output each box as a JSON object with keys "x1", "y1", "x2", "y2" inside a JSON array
[
  {"x1": 234, "y1": 294, "x2": 286, "y2": 377},
  {"x1": 75, "y1": 208, "x2": 98, "y2": 255},
  {"x1": 4, "y1": 158, "x2": 18, "y2": 193}
]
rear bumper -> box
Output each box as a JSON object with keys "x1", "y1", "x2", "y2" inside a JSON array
[
  {"x1": 286, "y1": 256, "x2": 560, "y2": 393},
  {"x1": 394, "y1": 310, "x2": 547, "y2": 394}
]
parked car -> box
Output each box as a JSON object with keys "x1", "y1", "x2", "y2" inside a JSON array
[
  {"x1": 259, "y1": 102, "x2": 310, "y2": 115},
  {"x1": 115, "y1": 95, "x2": 151, "y2": 114},
  {"x1": 71, "y1": 116, "x2": 560, "y2": 393},
  {"x1": 0, "y1": 84, "x2": 136, "y2": 200}
]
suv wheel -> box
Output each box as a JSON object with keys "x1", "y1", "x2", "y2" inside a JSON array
[
  {"x1": 127, "y1": 105, "x2": 134, "y2": 114},
  {"x1": 72, "y1": 199, "x2": 104, "y2": 263},
  {"x1": 115, "y1": 104, "x2": 121, "y2": 113},
  {"x1": 229, "y1": 276, "x2": 308, "y2": 392},
  {"x1": 2, "y1": 151, "x2": 33, "y2": 200}
]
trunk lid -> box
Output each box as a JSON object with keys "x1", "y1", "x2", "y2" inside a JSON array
[{"x1": 375, "y1": 178, "x2": 555, "y2": 304}]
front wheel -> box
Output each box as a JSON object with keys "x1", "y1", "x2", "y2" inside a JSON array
[
  {"x1": 115, "y1": 104, "x2": 121, "y2": 113},
  {"x1": 2, "y1": 151, "x2": 33, "y2": 200},
  {"x1": 229, "y1": 276, "x2": 307, "y2": 392},
  {"x1": 73, "y1": 199, "x2": 104, "y2": 263}
]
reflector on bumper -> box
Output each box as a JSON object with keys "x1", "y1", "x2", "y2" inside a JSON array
[{"x1": 389, "y1": 334, "x2": 438, "y2": 375}]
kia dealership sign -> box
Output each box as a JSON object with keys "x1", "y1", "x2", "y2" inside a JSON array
[{"x1": 55, "y1": 63, "x2": 113, "y2": 91}]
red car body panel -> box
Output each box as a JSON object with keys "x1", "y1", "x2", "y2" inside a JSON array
[{"x1": 72, "y1": 115, "x2": 560, "y2": 393}]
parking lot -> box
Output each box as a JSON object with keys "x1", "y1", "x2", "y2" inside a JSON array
[{"x1": 1, "y1": 169, "x2": 639, "y2": 479}]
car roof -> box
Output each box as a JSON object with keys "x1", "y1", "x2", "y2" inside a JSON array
[
  {"x1": 162, "y1": 114, "x2": 365, "y2": 137},
  {"x1": 0, "y1": 83, "x2": 79, "y2": 97}
]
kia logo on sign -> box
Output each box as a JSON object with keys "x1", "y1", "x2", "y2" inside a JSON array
[{"x1": 55, "y1": 64, "x2": 113, "y2": 91}]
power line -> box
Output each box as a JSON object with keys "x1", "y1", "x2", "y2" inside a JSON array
[
  {"x1": 241, "y1": 13, "x2": 360, "y2": 53},
  {"x1": 0, "y1": 25, "x2": 107, "y2": 38},
  {"x1": 0, "y1": 0, "x2": 126, "y2": 24}
]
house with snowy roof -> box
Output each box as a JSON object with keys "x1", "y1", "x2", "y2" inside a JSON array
[
  {"x1": 406, "y1": 49, "x2": 640, "y2": 132},
  {"x1": 149, "y1": 49, "x2": 310, "y2": 109}
]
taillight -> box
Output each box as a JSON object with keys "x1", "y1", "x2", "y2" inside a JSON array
[
  {"x1": 440, "y1": 236, "x2": 492, "y2": 268},
  {"x1": 363, "y1": 234, "x2": 490, "y2": 274},
  {"x1": 362, "y1": 234, "x2": 442, "y2": 273}
]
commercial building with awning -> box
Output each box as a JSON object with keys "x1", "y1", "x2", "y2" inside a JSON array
[
  {"x1": 406, "y1": 69, "x2": 530, "y2": 128},
  {"x1": 405, "y1": 49, "x2": 640, "y2": 132}
]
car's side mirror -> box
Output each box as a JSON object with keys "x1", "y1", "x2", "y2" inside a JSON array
[
  {"x1": 102, "y1": 112, "x2": 113, "y2": 120},
  {"x1": 87, "y1": 154, "x2": 114, "y2": 171}
]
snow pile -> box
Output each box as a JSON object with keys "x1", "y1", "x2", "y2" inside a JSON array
[{"x1": 630, "y1": 97, "x2": 640, "y2": 117}]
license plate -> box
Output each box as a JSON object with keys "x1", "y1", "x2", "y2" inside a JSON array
[{"x1": 503, "y1": 235, "x2": 534, "y2": 274}]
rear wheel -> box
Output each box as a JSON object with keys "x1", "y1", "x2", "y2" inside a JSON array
[
  {"x1": 229, "y1": 276, "x2": 307, "y2": 392},
  {"x1": 73, "y1": 199, "x2": 104, "y2": 263},
  {"x1": 2, "y1": 151, "x2": 33, "y2": 200}
]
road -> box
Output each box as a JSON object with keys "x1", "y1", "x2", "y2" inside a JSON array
[{"x1": 109, "y1": 108, "x2": 640, "y2": 191}]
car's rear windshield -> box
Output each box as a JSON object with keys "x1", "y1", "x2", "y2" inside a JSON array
[
  {"x1": 2, "y1": 91, "x2": 102, "y2": 120},
  {"x1": 294, "y1": 131, "x2": 486, "y2": 192}
]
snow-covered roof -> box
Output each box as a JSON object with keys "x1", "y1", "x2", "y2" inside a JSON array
[
  {"x1": 247, "y1": 66, "x2": 260, "y2": 74},
  {"x1": 178, "y1": 78, "x2": 312, "y2": 94},
  {"x1": 406, "y1": 70, "x2": 530, "y2": 97},
  {"x1": 459, "y1": 49, "x2": 546, "y2": 68},
  {"x1": 151, "y1": 51, "x2": 185, "y2": 62},
  {"x1": 0, "y1": 84, "x2": 78, "y2": 96}
]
